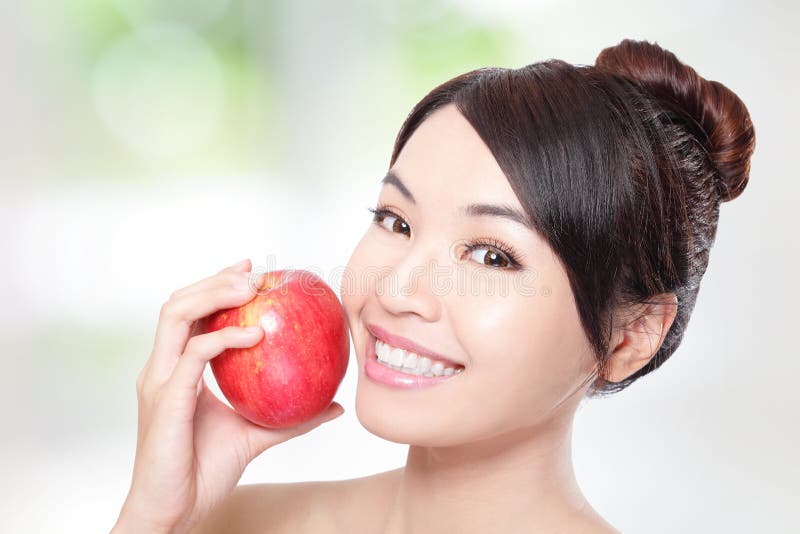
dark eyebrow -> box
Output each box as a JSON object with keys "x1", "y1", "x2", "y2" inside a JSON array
[
  {"x1": 381, "y1": 169, "x2": 416, "y2": 203},
  {"x1": 381, "y1": 169, "x2": 533, "y2": 230},
  {"x1": 462, "y1": 203, "x2": 533, "y2": 230}
]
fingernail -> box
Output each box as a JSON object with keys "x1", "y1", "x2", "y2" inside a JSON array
[
  {"x1": 244, "y1": 326, "x2": 261, "y2": 334},
  {"x1": 251, "y1": 272, "x2": 266, "y2": 291}
]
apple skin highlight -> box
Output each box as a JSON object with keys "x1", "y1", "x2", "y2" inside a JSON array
[{"x1": 200, "y1": 269, "x2": 350, "y2": 429}]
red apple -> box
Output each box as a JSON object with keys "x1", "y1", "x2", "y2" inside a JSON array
[{"x1": 198, "y1": 269, "x2": 349, "y2": 429}]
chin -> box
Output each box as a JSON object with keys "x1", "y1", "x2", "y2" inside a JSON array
[
  {"x1": 353, "y1": 381, "x2": 477, "y2": 447},
  {"x1": 354, "y1": 380, "x2": 415, "y2": 444},
  {"x1": 351, "y1": 328, "x2": 491, "y2": 447}
]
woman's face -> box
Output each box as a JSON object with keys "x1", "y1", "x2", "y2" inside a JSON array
[{"x1": 341, "y1": 103, "x2": 597, "y2": 447}]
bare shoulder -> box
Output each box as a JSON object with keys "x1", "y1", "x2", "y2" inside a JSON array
[
  {"x1": 567, "y1": 505, "x2": 621, "y2": 534},
  {"x1": 189, "y1": 468, "x2": 402, "y2": 534},
  {"x1": 188, "y1": 479, "x2": 330, "y2": 534},
  {"x1": 578, "y1": 519, "x2": 621, "y2": 534}
]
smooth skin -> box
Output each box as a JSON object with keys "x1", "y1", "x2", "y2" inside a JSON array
[{"x1": 114, "y1": 104, "x2": 677, "y2": 533}]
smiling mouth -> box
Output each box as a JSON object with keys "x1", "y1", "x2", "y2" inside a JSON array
[{"x1": 371, "y1": 336, "x2": 464, "y2": 377}]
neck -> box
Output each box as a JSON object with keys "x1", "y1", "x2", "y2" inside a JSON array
[{"x1": 381, "y1": 409, "x2": 592, "y2": 533}]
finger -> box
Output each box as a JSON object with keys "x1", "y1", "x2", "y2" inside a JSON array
[
  {"x1": 165, "y1": 325, "x2": 264, "y2": 401},
  {"x1": 244, "y1": 402, "x2": 346, "y2": 459},
  {"x1": 197, "y1": 375, "x2": 206, "y2": 398},
  {"x1": 141, "y1": 259, "x2": 254, "y2": 386},
  {"x1": 147, "y1": 271, "x2": 266, "y2": 383},
  {"x1": 170, "y1": 258, "x2": 254, "y2": 301}
]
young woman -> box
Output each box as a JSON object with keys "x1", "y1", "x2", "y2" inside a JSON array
[{"x1": 112, "y1": 39, "x2": 756, "y2": 533}]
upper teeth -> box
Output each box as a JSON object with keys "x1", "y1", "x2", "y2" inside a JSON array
[{"x1": 375, "y1": 339, "x2": 463, "y2": 376}]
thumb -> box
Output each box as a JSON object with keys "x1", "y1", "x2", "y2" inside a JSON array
[{"x1": 244, "y1": 402, "x2": 345, "y2": 458}]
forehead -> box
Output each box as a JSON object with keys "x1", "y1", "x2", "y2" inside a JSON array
[{"x1": 391, "y1": 103, "x2": 520, "y2": 208}]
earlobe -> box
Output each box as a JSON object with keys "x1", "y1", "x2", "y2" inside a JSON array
[{"x1": 604, "y1": 293, "x2": 678, "y2": 383}]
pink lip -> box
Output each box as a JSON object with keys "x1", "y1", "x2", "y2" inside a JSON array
[
  {"x1": 363, "y1": 331, "x2": 463, "y2": 389},
  {"x1": 365, "y1": 323, "x2": 464, "y2": 368}
]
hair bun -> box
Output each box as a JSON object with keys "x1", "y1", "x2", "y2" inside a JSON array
[{"x1": 594, "y1": 39, "x2": 756, "y2": 202}]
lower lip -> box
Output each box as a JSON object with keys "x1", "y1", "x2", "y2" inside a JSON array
[{"x1": 363, "y1": 335, "x2": 463, "y2": 389}]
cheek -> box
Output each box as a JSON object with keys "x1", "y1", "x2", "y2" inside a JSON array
[
  {"x1": 448, "y1": 274, "x2": 592, "y2": 419},
  {"x1": 340, "y1": 229, "x2": 389, "y2": 306},
  {"x1": 340, "y1": 235, "x2": 372, "y2": 353}
]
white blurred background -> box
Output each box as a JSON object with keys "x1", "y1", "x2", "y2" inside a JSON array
[{"x1": 1, "y1": 1, "x2": 797, "y2": 532}]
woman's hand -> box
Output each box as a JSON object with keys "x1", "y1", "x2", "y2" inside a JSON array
[{"x1": 113, "y1": 259, "x2": 345, "y2": 534}]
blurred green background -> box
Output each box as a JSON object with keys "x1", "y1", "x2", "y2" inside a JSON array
[
  {"x1": 5, "y1": 0, "x2": 518, "y2": 182},
  {"x1": 1, "y1": 1, "x2": 797, "y2": 532}
]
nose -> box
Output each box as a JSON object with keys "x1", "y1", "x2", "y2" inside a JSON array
[{"x1": 375, "y1": 243, "x2": 442, "y2": 322}]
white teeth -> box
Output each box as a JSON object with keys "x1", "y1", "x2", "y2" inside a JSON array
[
  {"x1": 402, "y1": 352, "x2": 418, "y2": 369},
  {"x1": 389, "y1": 348, "x2": 405, "y2": 367},
  {"x1": 417, "y1": 356, "x2": 432, "y2": 374},
  {"x1": 373, "y1": 339, "x2": 462, "y2": 377},
  {"x1": 376, "y1": 340, "x2": 390, "y2": 362}
]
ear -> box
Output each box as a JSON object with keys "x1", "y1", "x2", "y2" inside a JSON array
[{"x1": 604, "y1": 293, "x2": 678, "y2": 383}]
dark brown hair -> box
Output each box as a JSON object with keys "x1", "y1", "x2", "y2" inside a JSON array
[{"x1": 387, "y1": 39, "x2": 756, "y2": 396}]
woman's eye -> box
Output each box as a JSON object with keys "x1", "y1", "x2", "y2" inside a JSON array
[
  {"x1": 468, "y1": 247, "x2": 511, "y2": 269},
  {"x1": 374, "y1": 211, "x2": 410, "y2": 236}
]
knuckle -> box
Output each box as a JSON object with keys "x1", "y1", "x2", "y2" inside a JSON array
[
  {"x1": 138, "y1": 377, "x2": 156, "y2": 402},
  {"x1": 135, "y1": 362, "x2": 156, "y2": 398},
  {"x1": 158, "y1": 299, "x2": 173, "y2": 320},
  {"x1": 167, "y1": 289, "x2": 185, "y2": 303},
  {"x1": 159, "y1": 295, "x2": 185, "y2": 323}
]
